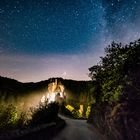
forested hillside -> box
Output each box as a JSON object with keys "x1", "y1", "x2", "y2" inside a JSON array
[
  {"x1": 0, "y1": 76, "x2": 49, "y2": 105},
  {"x1": 0, "y1": 77, "x2": 92, "y2": 109}
]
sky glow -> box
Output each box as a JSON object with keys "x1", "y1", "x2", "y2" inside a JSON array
[{"x1": 0, "y1": 0, "x2": 140, "y2": 82}]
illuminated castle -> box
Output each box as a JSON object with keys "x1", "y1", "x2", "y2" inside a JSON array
[{"x1": 41, "y1": 79, "x2": 66, "y2": 103}]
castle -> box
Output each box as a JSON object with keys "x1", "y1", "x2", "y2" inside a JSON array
[{"x1": 41, "y1": 79, "x2": 66, "y2": 103}]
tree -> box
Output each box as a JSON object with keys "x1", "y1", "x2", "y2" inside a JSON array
[{"x1": 89, "y1": 39, "x2": 140, "y2": 103}]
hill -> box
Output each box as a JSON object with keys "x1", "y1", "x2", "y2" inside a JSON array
[{"x1": 0, "y1": 76, "x2": 92, "y2": 114}]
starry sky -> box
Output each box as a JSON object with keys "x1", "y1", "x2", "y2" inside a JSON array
[{"x1": 0, "y1": 0, "x2": 140, "y2": 82}]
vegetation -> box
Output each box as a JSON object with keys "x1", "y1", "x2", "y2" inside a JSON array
[
  {"x1": 0, "y1": 101, "x2": 59, "y2": 132},
  {"x1": 0, "y1": 104, "x2": 18, "y2": 130},
  {"x1": 30, "y1": 101, "x2": 59, "y2": 126},
  {"x1": 1, "y1": 39, "x2": 139, "y2": 139},
  {"x1": 61, "y1": 79, "x2": 93, "y2": 117},
  {"x1": 60, "y1": 103, "x2": 78, "y2": 118},
  {"x1": 0, "y1": 76, "x2": 93, "y2": 119},
  {"x1": 88, "y1": 39, "x2": 140, "y2": 140}
]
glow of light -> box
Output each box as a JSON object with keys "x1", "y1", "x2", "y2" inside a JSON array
[
  {"x1": 60, "y1": 92, "x2": 63, "y2": 98},
  {"x1": 47, "y1": 92, "x2": 56, "y2": 103},
  {"x1": 41, "y1": 95, "x2": 46, "y2": 103},
  {"x1": 46, "y1": 92, "x2": 64, "y2": 103},
  {"x1": 49, "y1": 93, "x2": 56, "y2": 102}
]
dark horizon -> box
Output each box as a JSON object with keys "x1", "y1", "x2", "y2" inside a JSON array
[{"x1": 0, "y1": 75, "x2": 91, "y2": 83}]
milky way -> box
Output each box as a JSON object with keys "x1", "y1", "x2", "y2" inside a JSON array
[{"x1": 0, "y1": 0, "x2": 140, "y2": 82}]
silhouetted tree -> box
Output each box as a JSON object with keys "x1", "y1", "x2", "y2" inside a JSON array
[{"x1": 88, "y1": 39, "x2": 140, "y2": 140}]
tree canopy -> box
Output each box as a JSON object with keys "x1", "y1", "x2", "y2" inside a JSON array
[{"x1": 89, "y1": 39, "x2": 140, "y2": 104}]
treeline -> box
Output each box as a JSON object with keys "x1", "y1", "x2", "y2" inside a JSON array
[
  {"x1": 60, "y1": 78, "x2": 93, "y2": 117},
  {"x1": 88, "y1": 39, "x2": 140, "y2": 140},
  {"x1": 0, "y1": 77, "x2": 92, "y2": 108},
  {"x1": 0, "y1": 77, "x2": 60, "y2": 132},
  {"x1": 61, "y1": 79, "x2": 92, "y2": 107},
  {"x1": 0, "y1": 76, "x2": 48, "y2": 96},
  {"x1": 0, "y1": 76, "x2": 49, "y2": 106}
]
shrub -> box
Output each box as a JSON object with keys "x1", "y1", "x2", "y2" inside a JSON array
[
  {"x1": 29, "y1": 101, "x2": 59, "y2": 126},
  {"x1": 0, "y1": 104, "x2": 18, "y2": 130}
]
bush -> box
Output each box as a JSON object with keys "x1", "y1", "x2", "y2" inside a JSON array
[
  {"x1": 29, "y1": 101, "x2": 59, "y2": 126},
  {"x1": 0, "y1": 104, "x2": 18, "y2": 130},
  {"x1": 60, "y1": 103, "x2": 83, "y2": 118},
  {"x1": 60, "y1": 102, "x2": 74, "y2": 118},
  {"x1": 0, "y1": 101, "x2": 60, "y2": 130}
]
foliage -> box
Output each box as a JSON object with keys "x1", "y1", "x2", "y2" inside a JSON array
[
  {"x1": 89, "y1": 39, "x2": 140, "y2": 104},
  {"x1": 0, "y1": 104, "x2": 19, "y2": 129},
  {"x1": 88, "y1": 39, "x2": 140, "y2": 140},
  {"x1": 86, "y1": 106, "x2": 91, "y2": 118},
  {"x1": 0, "y1": 104, "x2": 32, "y2": 130},
  {"x1": 60, "y1": 102, "x2": 74, "y2": 118},
  {"x1": 0, "y1": 101, "x2": 60, "y2": 130},
  {"x1": 60, "y1": 103, "x2": 83, "y2": 118},
  {"x1": 0, "y1": 76, "x2": 93, "y2": 118},
  {"x1": 17, "y1": 111, "x2": 30, "y2": 128},
  {"x1": 29, "y1": 101, "x2": 59, "y2": 126},
  {"x1": 65, "y1": 104, "x2": 81, "y2": 118},
  {"x1": 66, "y1": 105, "x2": 74, "y2": 112}
]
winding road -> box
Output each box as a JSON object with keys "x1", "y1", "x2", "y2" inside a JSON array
[
  {"x1": 52, "y1": 115, "x2": 104, "y2": 140},
  {"x1": 14, "y1": 115, "x2": 105, "y2": 140}
]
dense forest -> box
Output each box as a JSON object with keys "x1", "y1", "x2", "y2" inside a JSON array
[
  {"x1": 88, "y1": 39, "x2": 140, "y2": 140},
  {"x1": 0, "y1": 77, "x2": 92, "y2": 112}
]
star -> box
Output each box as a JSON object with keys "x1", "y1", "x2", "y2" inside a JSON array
[{"x1": 0, "y1": 0, "x2": 140, "y2": 82}]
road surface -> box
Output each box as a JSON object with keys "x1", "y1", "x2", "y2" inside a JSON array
[
  {"x1": 14, "y1": 115, "x2": 105, "y2": 140},
  {"x1": 52, "y1": 115, "x2": 104, "y2": 140}
]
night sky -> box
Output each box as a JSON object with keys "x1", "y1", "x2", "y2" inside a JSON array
[{"x1": 0, "y1": 0, "x2": 140, "y2": 82}]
